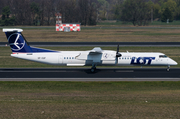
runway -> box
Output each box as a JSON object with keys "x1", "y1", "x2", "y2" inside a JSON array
[
  {"x1": 0, "y1": 68, "x2": 180, "y2": 81},
  {"x1": 1, "y1": 42, "x2": 180, "y2": 47}
]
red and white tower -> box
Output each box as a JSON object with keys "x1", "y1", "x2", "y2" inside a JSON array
[{"x1": 55, "y1": 13, "x2": 80, "y2": 32}]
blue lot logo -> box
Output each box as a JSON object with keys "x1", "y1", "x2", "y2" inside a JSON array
[
  {"x1": 8, "y1": 33, "x2": 25, "y2": 51},
  {"x1": 131, "y1": 57, "x2": 155, "y2": 65}
]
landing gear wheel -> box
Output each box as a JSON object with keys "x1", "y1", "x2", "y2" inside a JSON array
[
  {"x1": 167, "y1": 65, "x2": 170, "y2": 72},
  {"x1": 91, "y1": 64, "x2": 97, "y2": 73},
  {"x1": 91, "y1": 68, "x2": 95, "y2": 73}
]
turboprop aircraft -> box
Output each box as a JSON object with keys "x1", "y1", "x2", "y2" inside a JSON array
[{"x1": 3, "y1": 28, "x2": 177, "y2": 72}]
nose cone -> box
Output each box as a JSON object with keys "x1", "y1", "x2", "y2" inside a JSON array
[{"x1": 168, "y1": 59, "x2": 178, "y2": 65}]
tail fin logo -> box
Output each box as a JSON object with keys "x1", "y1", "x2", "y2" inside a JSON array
[{"x1": 8, "y1": 33, "x2": 25, "y2": 51}]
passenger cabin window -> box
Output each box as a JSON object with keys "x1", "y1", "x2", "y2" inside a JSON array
[{"x1": 159, "y1": 55, "x2": 167, "y2": 58}]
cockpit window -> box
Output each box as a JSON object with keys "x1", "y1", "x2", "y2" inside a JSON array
[{"x1": 159, "y1": 55, "x2": 168, "y2": 58}]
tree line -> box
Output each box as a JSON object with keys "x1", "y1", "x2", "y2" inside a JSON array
[
  {"x1": 0, "y1": 0, "x2": 180, "y2": 26},
  {"x1": 0, "y1": 0, "x2": 99, "y2": 26},
  {"x1": 115, "y1": 0, "x2": 180, "y2": 26}
]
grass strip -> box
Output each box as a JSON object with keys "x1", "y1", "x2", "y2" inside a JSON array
[
  {"x1": 1, "y1": 28, "x2": 180, "y2": 42},
  {"x1": 0, "y1": 81, "x2": 180, "y2": 119}
]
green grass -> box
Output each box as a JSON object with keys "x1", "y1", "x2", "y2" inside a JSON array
[
  {"x1": 97, "y1": 21, "x2": 133, "y2": 25},
  {"x1": 1, "y1": 81, "x2": 180, "y2": 92},
  {"x1": 97, "y1": 20, "x2": 180, "y2": 26},
  {"x1": 1, "y1": 28, "x2": 180, "y2": 42},
  {"x1": 132, "y1": 31, "x2": 180, "y2": 35},
  {"x1": 0, "y1": 81, "x2": 180, "y2": 119},
  {"x1": 150, "y1": 20, "x2": 180, "y2": 25}
]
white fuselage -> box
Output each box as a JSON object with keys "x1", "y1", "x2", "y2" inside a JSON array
[{"x1": 11, "y1": 50, "x2": 177, "y2": 67}]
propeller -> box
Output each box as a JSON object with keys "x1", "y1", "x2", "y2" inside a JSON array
[{"x1": 115, "y1": 44, "x2": 122, "y2": 65}]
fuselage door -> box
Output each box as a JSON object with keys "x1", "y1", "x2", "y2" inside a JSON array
[{"x1": 59, "y1": 55, "x2": 63, "y2": 64}]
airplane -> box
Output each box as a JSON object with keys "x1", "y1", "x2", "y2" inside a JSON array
[{"x1": 3, "y1": 28, "x2": 178, "y2": 72}]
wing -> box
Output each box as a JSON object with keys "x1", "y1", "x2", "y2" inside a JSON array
[
  {"x1": 76, "y1": 47, "x2": 103, "y2": 60},
  {"x1": 89, "y1": 47, "x2": 103, "y2": 54}
]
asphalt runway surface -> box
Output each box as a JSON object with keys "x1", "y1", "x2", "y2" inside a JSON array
[
  {"x1": 1, "y1": 42, "x2": 180, "y2": 47},
  {"x1": 0, "y1": 68, "x2": 180, "y2": 81}
]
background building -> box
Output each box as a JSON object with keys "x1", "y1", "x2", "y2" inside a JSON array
[{"x1": 55, "y1": 13, "x2": 81, "y2": 32}]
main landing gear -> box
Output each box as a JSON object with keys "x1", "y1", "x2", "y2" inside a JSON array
[
  {"x1": 91, "y1": 63, "x2": 97, "y2": 73},
  {"x1": 167, "y1": 65, "x2": 170, "y2": 71}
]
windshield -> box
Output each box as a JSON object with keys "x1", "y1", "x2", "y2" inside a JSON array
[{"x1": 159, "y1": 55, "x2": 168, "y2": 58}]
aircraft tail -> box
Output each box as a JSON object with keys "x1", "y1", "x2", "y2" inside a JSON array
[
  {"x1": 3, "y1": 29, "x2": 32, "y2": 53},
  {"x1": 3, "y1": 28, "x2": 57, "y2": 53}
]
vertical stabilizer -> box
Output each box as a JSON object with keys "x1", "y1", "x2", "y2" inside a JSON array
[{"x1": 3, "y1": 29, "x2": 32, "y2": 53}]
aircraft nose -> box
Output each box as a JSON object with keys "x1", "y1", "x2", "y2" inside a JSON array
[{"x1": 168, "y1": 59, "x2": 178, "y2": 65}]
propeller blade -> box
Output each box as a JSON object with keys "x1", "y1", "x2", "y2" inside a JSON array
[
  {"x1": 115, "y1": 57, "x2": 118, "y2": 65},
  {"x1": 116, "y1": 44, "x2": 119, "y2": 54},
  {"x1": 116, "y1": 44, "x2": 121, "y2": 65},
  {"x1": 116, "y1": 44, "x2": 121, "y2": 57}
]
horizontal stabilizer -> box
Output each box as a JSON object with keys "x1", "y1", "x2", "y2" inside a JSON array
[{"x1": 3, "y1": 29, "x2": 23, "y2": 32}]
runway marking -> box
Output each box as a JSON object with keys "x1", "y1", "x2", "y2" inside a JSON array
[
  {"x1": 0, "y1": 70, "x2": 83, "y2": 73},
  {"x1": 0, "y1": 78, "x2": 180, "y2": 81},
  {"x1": 115, "y1": 70, "x2": 134, "y2": 72},
  {"x1": 0, "y1": 70, "x2": 133, "y2": 73}
]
